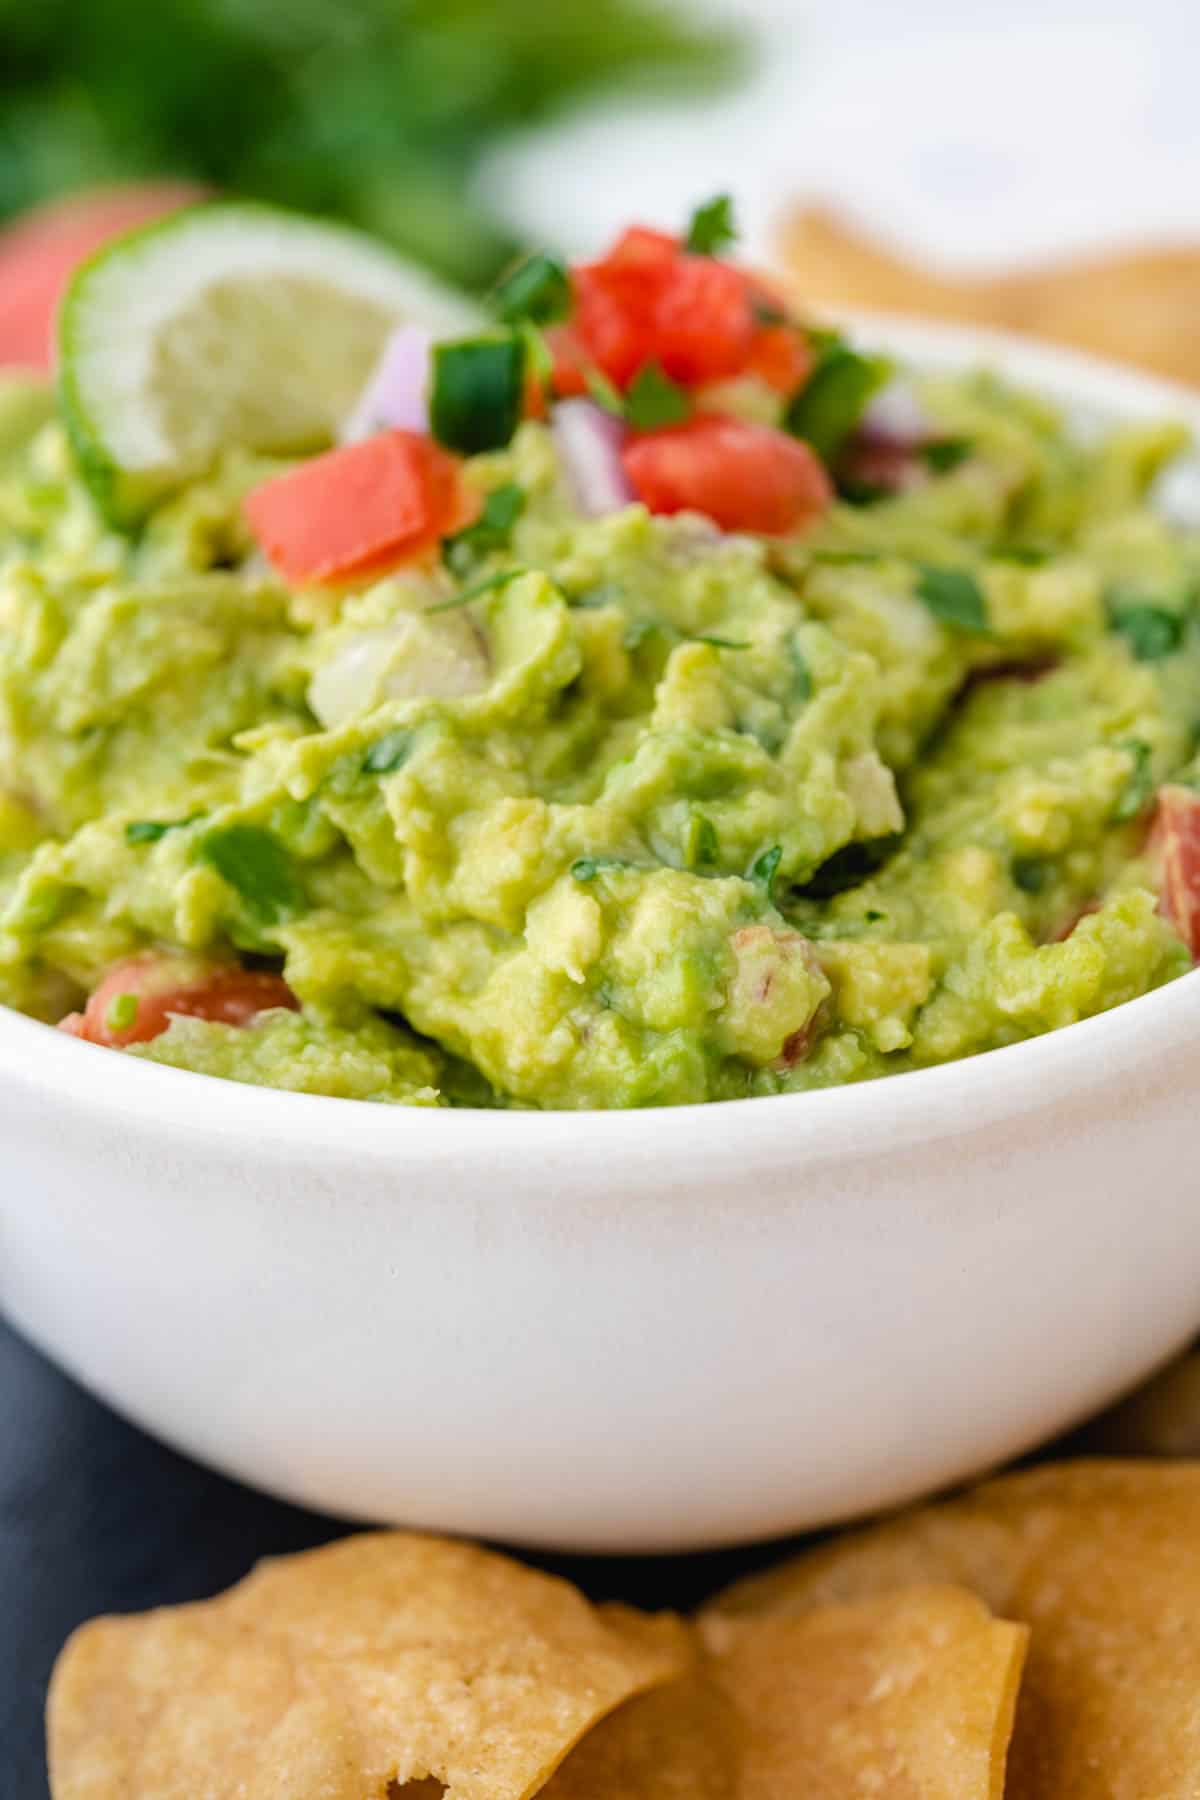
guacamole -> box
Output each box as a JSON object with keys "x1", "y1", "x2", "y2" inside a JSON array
[{"x1": 2, "y1": 262, "x2": 1199, "y2": 1109}]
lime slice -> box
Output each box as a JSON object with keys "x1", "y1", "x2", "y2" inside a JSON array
[{"x1": 57, "y1": 202, "x2": 484, "y2": 526}]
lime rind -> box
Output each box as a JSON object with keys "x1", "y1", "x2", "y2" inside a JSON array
[{"x1": 57, "y1": 201, "x2": 484, "y2": 529}]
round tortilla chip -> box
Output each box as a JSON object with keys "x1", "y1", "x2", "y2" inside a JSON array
[
  {"x1": 47, "y1": 1530, "x2": 691, "y2": 1800},
  {"x1": 708, "y1": 1460, "x2": 1200, "y2": 1799},
  {"x1": 540, "y1": 1662, "x2": 740, "y2": 1800},
  {"x1": 702, "y1": 1587, "x2": 1025, "y2": 1800},
  {"x1": 544, "y1": 1587, "x2": 1023, "y2": 1800}
]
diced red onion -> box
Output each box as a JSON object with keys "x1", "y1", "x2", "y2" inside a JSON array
[
  {"x1": 551, "y1": 399, "x2": 634, "y2": 517},
  {"x1": 341, "y1": 326, "x2": 433, "y2": 442}
]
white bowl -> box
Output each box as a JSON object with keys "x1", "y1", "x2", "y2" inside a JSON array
[{"x1": 4, "y1": 318, "x2": 1200, "y2": 1554}]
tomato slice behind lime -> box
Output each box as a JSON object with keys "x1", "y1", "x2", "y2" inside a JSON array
[{"x1": 0, "y1": 182, "x2": 207, "y2": 371}]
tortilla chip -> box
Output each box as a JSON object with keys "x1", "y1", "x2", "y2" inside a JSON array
[
  {"x1": 541, "y1": 1661, "x2": 740, "y2": 1800},
  {"x1": 546, "y1": 1586, "x2": 1022, "y2": 1800},
  {"x1": 703, "y1": 1588, "x2": 1024, "y2": 1800},
  {"x1": 779, "y1": 206, "x2": 1200, "y2": 387},
  {"x1": 47, "y1": 1530, "x2": 690, "y2": 1800},
  {"x1": 709, "y1": 1460, "x2": 1200, "y2": 1798}
]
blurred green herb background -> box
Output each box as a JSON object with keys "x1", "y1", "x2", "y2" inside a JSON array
[{"x1": 0, "y1": 0, "x2": 741, "y2": 287}]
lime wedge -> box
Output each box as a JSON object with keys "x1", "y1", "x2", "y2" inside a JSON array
[{"x1": 57, "y1": 202, "x2": 483, "y2": 526}]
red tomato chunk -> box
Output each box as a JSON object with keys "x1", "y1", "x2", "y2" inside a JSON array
[
  {"x1": 58, "y1": 953, "x2": 297, "y2": 1048},
  {"x1": 622, "y1": 415, "x2": 833, "y2": 535},
  {"x1": 1155, "y1": 785, "x2": 1200, "y2": 959},
  {"x1": 550, "y1": 224, "x2": 808, "y2": 399},
  {"x1": 244, "y1": 430, "x2": 468, "y2": 586}
]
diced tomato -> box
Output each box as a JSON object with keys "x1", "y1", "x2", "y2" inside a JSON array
[
  {"x1": 744, "y1": 324, "x2": 815, "y2": 395},
  {"x1": 244, "y1": 430, "x2": 470, "y2": 586},
  {"x1": 544, "y1": 324, "x2": 590, "y2": 399},
  {"x1": 58, "y1": 953, "x2": 297, "y2": 1048},
  {"x1": 650, "y1": 256, "x2": 756, "y2": 385},
  {"x1": 1153, "y1": 785, "x2": 1200, "y2": 959},
  {"x1": 605, "y1": 226, "x2": 680, "y2": 271},
  {"x1": 0, "y1": 182, "x2": 206, "y2": 371},
  {"x1": 622, "y1": 415, "x2": 833, "y2": 535},
  {"x1": 570, "y1": 261, "x2": 664, "y2": 389},
  {"x1": 553, "y1": 225, "x2": 757, "y2": 394}
]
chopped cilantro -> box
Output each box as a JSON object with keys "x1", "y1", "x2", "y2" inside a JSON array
[
  {"x1": 788, "y1": 637, "x2": 812, "y2": 701},
  {"x1": 915, "y1": 564, "x2": 991, "y2": 635},
  {"x1": 624, "y1": 361, "x2": 691, "y2": 431},
  {"x1": 571, "y1": 854, "x2": 632, "y2": 881},
  {"x1": 990, "y1": 542, "x2": 1052, "y2": 566},
  {"x1": 125, "y1": 813, "x2": 201, "y2": 845},
  {"x1": 363, "y1": 729, "x2": 415, "y2": 775},
  {"x1": 428, "y1": 566, "x2": 528, "y2": 613},
  {"x1": 920, "y1": 437, "x2": 972, "y2": 473},
  {"x1": 809, "y1": 548, "x2": 885, "y2": 565},
  {"x1": 430, "y1": 334, "x2": 525, "y2": 455},
  {"x1": 1012, "y1": 856, "x2": 1050, "y2": 894},
  {"x1": 685, "y1": 192, "x2": 737, "y2": 256},
  {"x1": 693, "y1": 633, "x2": 750, "y2": 650},
  {"x1": 1106, "y1": 593, "x2": 1185, "y2": 662},
  {"x1": 623, "y1": 617, "x2": 659, "y2": 650},
  {"x1": 747, "y1": 843, "x2": 782, "y2": 904},
  {"x1": 784, "y1": 341, "x2": 891, "y2": 463},
  {"x1": 197, "y1": 825, "x2": 304, "y2": 926},
  {"x1": 836, "y1": 478, "x2": 891, "y2": 507},
  {"x1": 442, "y1": 481, "x2": 526, "y2": 576},
  {"x1": 1113, "y1": 738, "x2": 1156, "y2": 822},
  {"x1": 492, "y1": 253, "x2": 571, "y2": 326},
  {"x1": 105, "y1": 992, "x2": 138, "y2": 1033},
  {"x1": 583, "y1": 365, "x2": 625, "y2": 416},
  {"x1": 863, "y1": 908, "x2": 885, "y2": 923},
  {"x1": 686, "y1": 813, "x2": 719, "y2": 870}
]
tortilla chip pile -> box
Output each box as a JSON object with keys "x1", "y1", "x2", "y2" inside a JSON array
[
  {"x1": 780, "y1": 206, "x2": 1200, "y2": 388},
  {"x1": 47, "y1": 1462, "x2": 1200, "y2": 1798}
]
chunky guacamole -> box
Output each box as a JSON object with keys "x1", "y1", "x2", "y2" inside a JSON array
[{"x1": 2, "y1": 211, "x2": 1198, "y2": 1109}]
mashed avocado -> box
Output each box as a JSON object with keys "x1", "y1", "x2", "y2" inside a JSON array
[{"x1": 1, "y1": 364, "x2": 1197, "y2": 1108}]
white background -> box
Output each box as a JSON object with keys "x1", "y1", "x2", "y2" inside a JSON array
[{"x1": 484, "y1": 0, "x2": 1200, "y2": 272}]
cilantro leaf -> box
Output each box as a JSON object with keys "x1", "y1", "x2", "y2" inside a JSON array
[
  {"x1": 1113, "y1": 738, "x2": 1156, "y2": 822},
  {"x1": 427, "y1": 566, "x2": 528, "y2": 613},
  {"x1": 920, "y1": 437, "x2": 972, "y2": 473},
  {"x1": 784, "y1": 341, "x2": 891, "y2": 462},
  {"x1": 747, "y1": 844, "x2": 782, "y2": 904},
  {"x1": 583, "y1": 365, "x2": 625, "y2": 416},
  {"x1": 915, "y1": 564, "x2": 991, "y2": 635},
  {"x1": 1106, "y1": 592, "x2": 1185, "y2": 662},
  {"x1": 685, "y1": 192, "x2": 737, "y2": 256},
  {"x1": 363, "y1": 730, "x2": 415, "y2": 775},
  {"x1": 442, "y1": 482, "x2": 526, "y2": 576},
  {"x1": 492, "y1": 253, "x2": 571, "y2": 326},
  {"x1": 571, "y1": 854, "x2": 633, "y2": 881},
  {"x1": 687, "y1": 813, "x2": 719, "y2": 870},
  {"x1": 197, "y1": 825, "x2": 304, "y2": 925},
  {"x1": 430, "y1": 335, "x2": 525, "y2": 455},
  {"x1": 125, "y1": 813, "x2": 201, "y2": 845},
  {"x1": 624, "y1": 361, "x2": 691, "y2": 431},
  {"x1": 788, "y1": 637, "x2": 813, "y2": 701}
]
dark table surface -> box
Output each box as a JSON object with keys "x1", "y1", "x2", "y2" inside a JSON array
[{"x1": 1, "y1": 1313, "x2": 790, "y2": 1800}]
